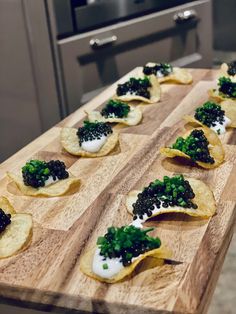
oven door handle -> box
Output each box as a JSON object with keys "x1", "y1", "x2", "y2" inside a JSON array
[
  {"x1": 173, "y1": 9, "x2": 197, "y2": 24},
  {"x1": 90, "y1": 35, "x2": 117, "y2": 48}
]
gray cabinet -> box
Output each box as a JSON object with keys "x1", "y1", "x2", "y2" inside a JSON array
[
  {"x1": 58, "y1": 0, "x2": 212, "y2": 113},
  {"x1": 0, "y1": 0, "x2": 61, "y2": 163}
]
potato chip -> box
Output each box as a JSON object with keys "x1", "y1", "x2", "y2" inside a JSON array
[
  {"x1": 183, "y1": 115, "x2": 207, "y2": 128},
  {"x1": 0, "y1": 197, "x2": 33, "y2": 259},
  {"x1": 80, "y1": 244, "x2": 171, "y2": 283},
  {"x1": 126, "y1": 178, "x2": 216, "y2": 221},
  {"x1": 115, "y1": 75, "x2": 161, "y2": 104},
  {"x1": 141, "y1": 63, "x2": 193, "y2": 84},
  {"x1": 220, "y1": 100, "x2": 236, "y2": 127},
  {"x1": 0, "y1": 196, "x2": 16, "y2": 215},
  {"x1": 160, "y1": 127, "x2": 225, "y2": 169},
  {"x1": 184, "y1": 111, "x2": 236, "y2": 130},
  {"x1": 208, "y1": 88, "x2": 231, "y2": 103},
  {"x1": 7, "y1": 172, "x2": 80, "y2": 197},
  {"x1": 86, "y1": 105, "x2": 142, "y2": 126},
  {"x1": 61, "y1": 127, "x2": 119, "y2": 157}
]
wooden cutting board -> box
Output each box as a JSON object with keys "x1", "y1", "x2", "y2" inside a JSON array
[{"x1": 0, "y1": 68, "x2": 236, "y2": 314}]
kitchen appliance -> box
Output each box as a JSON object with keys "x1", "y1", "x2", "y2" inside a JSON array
[
  {"x1": 51, "y1": 0, "x2": 212, "y2": 112},
  {"x1": 53, "y1": 0, "x2": 199, "y2": 38}
]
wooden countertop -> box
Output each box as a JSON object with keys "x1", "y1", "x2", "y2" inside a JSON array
[{"x1": 0, "y1": 68, "x2": 236, "y2": 314}]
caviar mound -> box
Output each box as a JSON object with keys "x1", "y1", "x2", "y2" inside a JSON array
[
  {"x1": 183, "y1": 101, "x2": 232, "y2": 131},
  {"x1": 77, "y1": 121, "x2": 112, "y2": 146},
  {"x1": 86, "y1": 105, "x2": 142, "y2": 126},
  {"x1": 0, "y1": 197, "x2": 33, "y2": 259},
  {"x1": 220, "y1": 99, "x2": 236, "y2": 128},
  {"x1": 7, "y1": 172, "x2": 80, "y2": 197},
  {"x1": 101, "y1": 100, "x2": 131, "y2": 118},
  {"x1": 61, "y1": 127, "x2": 119, "y2": 157},
  {"x1": 142, "y1": 62, "x2": 192, "y2": 84},
  {"x1": 209, "y1": 77, "x2": 236, "y2": 102},
  {"x1": 143, "y1": 62, "x2": 173, "y2": 77},
  {"x1": 126, "y1": 178, "x2": 216, "y2": 220},
  {"x1": 80, "y1": 244, "x2": 171, "y2": 283},
  {"x1": 115, "y1": 75, "x2": 161, "y2": 104},
  {"x1": 21, "y1": 159, "x2": 69, "y2": 189},
  {"x1": 160, "y1": 127, "x2": 224, "y2": 169}
]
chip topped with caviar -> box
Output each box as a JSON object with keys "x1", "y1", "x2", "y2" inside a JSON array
[
  {"x1": 160, "y1": 127, "x2": 224, "y2": 169},
  {"x1": 0, "y1": 196, "x2": 32, "y2": 259},
  {"x1": 142, "y1": 62, "x2": 192, "y2": 84},
  {"x1": 126, "y1": 175, "x2": 216, "y2": 227},
  {"x1": 221, "y1": 62, "x2": 236, "y2": 78},
  {"x1": 86, "y1": 99, "x2": 142, "y2": 126},
  {"x1": 61, "y1": 120, "x2": 119, "y2": 157},
  {"x1": 7, "y1": 159, "x2": 80, "y2": 197},
  {"x1": 80, "y1": 225, "x2": 171, "y2": 283},
  {"x1": 209, "y1": 76, "x2": 236, "y2": 102},
  {"x1": 115, "y1": 75, "x2": 161, "y2": 104},
  {"x1": 184, "y1": 101, "x2": 232, "y2": 135},
  {"x1": 143, "y1": 63, "x2": 173, "y2": 78}
]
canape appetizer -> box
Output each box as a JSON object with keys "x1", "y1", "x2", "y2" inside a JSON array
[
  {"x1": 0, "y1": 196, "x2": 32, "y2": 258},
  {"x1": 126, "y1": 175, "x2": 216, "y2": 228},
  {"x1": 115, "y1": 75, "x2": 161, "y2": 104},
  {"x1": 221, "y1": 61, "x2": 236, "y2": 79},
  {"x1": 142, "y1": 62, "x2": 192, "y2": 84},
  {"x1": 86, "y1": 99, "x2": 142, "y2": 126},
  {"x1": 80, "y1": 225, "x2": 171, "y2": 283},
  {"x1": 7, "y1": 159, "x2": 80, "y2": 197},
  {"x1": 61, "y1": 121, "x2": 118, "y2": 157},
  {"x1": 160, "y1": 127, "x2": 224, "y2": 169},
  {"x1": 209, "y1": 77, "x2": 236, "y2": 102},
  {"x1": 184, "y1": 101, "x2": 233, "y2": 134}
]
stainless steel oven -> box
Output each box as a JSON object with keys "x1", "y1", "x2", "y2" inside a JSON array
[
  {"x1": 48, "y1": 0, "x2": 213, "y2": 113},
  {"x1": 53, "y1": 0, "x2": 198, "y2": 38}
]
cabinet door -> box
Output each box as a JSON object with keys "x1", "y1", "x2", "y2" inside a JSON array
[{"x1": 58, "y1": 0, "x2": 212, "y2": 113}]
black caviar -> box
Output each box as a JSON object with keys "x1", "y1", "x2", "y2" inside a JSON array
[
  {"x1": 172, "y1": 129, "x2": 215, "y2": 164},
  {"x1": 101, "y1": 99, "x2": 130, "y2": 118},
  {"x1": 227, "y1": 61, "x2": 236, "y2": 76},
  {"x1": 77, "y1": 120, "x2": 112, "y2": 145},
  {"x1": 218, "y1": 77, "x2": 236, "y2": 98},
  {"x1": 132, "y1": 175, "x2": 197, "y2": 220},
  {"x1": 0, "y1": 208, "x2": 11, "y2": 233},
  {"x1": 194, "y1": 101, "x2": 225, "y2": 129},
  {"x1": 143, "y1": 63, "x2": 173, "y2": 77},
  {"x1": 116, "y1": 77, "x2": 151, "y2": 99},
  {"x1": 46, "y1": 160, "x2": 69, "y2": 180},
  {"x1": 22, "y1": 159, "x2": 69, "y2": 188},
  {"x1": 97, "y1": 225, "x2": 161, "y2": 267}
]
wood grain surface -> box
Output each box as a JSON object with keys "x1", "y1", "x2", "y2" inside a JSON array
[{"x1": 0, "y1": 68, "x2": 236, "y2": 314}]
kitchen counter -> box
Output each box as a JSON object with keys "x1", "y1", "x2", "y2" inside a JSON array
[{"x1": 0, "y1": 68, "x2": 235, "y2": 314}]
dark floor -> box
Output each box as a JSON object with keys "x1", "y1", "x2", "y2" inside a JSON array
[{"x1": 208, "y1": 232, "x2": 236, "y2": 314}]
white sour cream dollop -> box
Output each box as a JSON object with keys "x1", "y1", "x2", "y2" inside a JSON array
[
  {"x1": 210, "y1": 115, "x2": 231, "y2": 135},
  {"x1": 81, "y1": 135, "x2": 107, "y2": 153},
  {"x1": 92, "y1": 248, "x2": 124, "y2": 278},
  {"x1": 44, "y1": 176, "x2": 59, "y2": 186}
]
